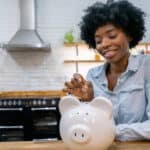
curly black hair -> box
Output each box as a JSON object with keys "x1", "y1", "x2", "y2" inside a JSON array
[{"x1": 80, "y1": 0, "x2": 146, "y2": 49}]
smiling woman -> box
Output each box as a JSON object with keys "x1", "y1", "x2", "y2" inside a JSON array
[
  {"x1": 63, "y1": 0, "x2": 150, "y2": 142},
  {"x1": 94, "y1": 24, "x2": 130, "y2": 63}
]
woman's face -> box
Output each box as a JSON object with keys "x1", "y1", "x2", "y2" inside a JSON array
[{"x1": 95, "y1": 24, "x2": 131, "y2": 63}]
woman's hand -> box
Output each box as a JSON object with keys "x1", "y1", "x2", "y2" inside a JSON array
[{"x1": 63, "y1": 73, "x2": 93, "y2": 101}]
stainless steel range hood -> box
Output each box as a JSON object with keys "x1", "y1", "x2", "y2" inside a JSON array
[{"x1": 3, "y1": 0, "x2": 50, "y2": 51}]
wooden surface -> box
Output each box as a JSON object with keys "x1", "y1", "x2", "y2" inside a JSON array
[
  {"x1": 0, "y1": 90, "x2": 67, "y2": 98},
  {"x1": 0, "y1": 141, "x2": 150, "y2": 150},
  {"x1": 64, "y1": 59, "x2": 104, "y2": 63}
]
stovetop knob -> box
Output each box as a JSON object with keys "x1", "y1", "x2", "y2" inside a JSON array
[
  {"x1": 33, "y1": 100, "x2": 37, "y2": 106},
  {"x1": 8, "y1": 100, "x2": 12, "y2": 106}
]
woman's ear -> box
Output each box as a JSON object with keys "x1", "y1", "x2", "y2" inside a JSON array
[{"x1": 59, "y1": 95, "x2": 80, "y2": 115}]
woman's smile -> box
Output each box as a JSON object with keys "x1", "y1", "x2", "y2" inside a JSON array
[
  {"x1": 102, "y1": 49, "x2": 118, "y2": 59},
  {"x1": 95, "y1": 24, "x2": 131, "y2": 63}
]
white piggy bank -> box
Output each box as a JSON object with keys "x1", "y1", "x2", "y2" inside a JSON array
[{"x1": 59, "y1": 95, "x2": 115, "y2": 150}]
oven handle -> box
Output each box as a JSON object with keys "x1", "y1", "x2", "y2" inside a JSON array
[
  {"x1": 0, "y1": 125, "x2": 23, "y2": 129},
  {"x1": 0, "y1": 108, "x2": 23, "y2": 111},
  {"x1": 33, "y1": 138, "x2": 58, "y2": 143},
  {"x1": 34, "y1": 122, "x2": 57, "y2": 127},
  {"x1": 31, "y1": 107, "x2": 56, "y2": 111}
]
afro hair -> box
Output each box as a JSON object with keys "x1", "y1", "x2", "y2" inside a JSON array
[{"x1": 80, "y1": 0, "x2": 146, "y2": 49}]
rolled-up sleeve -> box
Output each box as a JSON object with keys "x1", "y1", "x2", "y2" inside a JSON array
[{"x1": 115, "y1": 120, "x2": 150, "y2": 141}]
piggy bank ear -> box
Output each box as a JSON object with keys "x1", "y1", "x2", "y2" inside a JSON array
[
  {"x1": 90, "y1": 96, "x2": 113, "y2": 119},
  {"x1": 59, "y1": 95, "x2": 80, "y2": 115}
]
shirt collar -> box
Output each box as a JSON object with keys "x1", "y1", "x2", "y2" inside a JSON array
[
  {"x1": 126, "y1": 54, "x2": 140, "y2": 72},
  {"x1": 92, "y1": 61, "x2": 108, "y2": 78},
  {"x1": 92, "y1": 54, "x2": 140, "y2": 78}
]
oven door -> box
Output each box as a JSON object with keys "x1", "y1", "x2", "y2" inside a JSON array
[
  {"x1": 0, "y1": 108, "x2": 24, "y2": 141},
  {"x1": 0, "y1": 108, "x2": 23, "y2": 126},
  {"x1": 0, "y1": 126, "x2": 24, "y2": 141},
  {"x1": 31, "y1": 107, "x2": 59, "y2": 140}
]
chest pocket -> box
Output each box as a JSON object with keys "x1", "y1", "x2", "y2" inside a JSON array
[
  {"x1": 118, "y1": 84, "x2": 145, "y2": 124},
  {"x1": 120, "y1": 84, "x2": 144, "y2": 93}
]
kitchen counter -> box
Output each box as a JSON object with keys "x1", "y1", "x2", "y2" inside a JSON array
[
  {"x1": 0, "y1": 90, "x2": 66, "y2": 98},
  {"x1": 0, "y1": 141, "x2": 150, "y2": 150}
]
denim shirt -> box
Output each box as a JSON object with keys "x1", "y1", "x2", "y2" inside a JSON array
[{"x1": 86, "y1": 54, "x2": 150, "y2": 141}]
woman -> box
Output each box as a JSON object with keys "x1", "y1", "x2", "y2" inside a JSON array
[{"x1": 63, "y1": 0, "x2": 150, "y2": 141}]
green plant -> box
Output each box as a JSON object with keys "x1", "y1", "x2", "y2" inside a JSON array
[{"x1": 64, "y1": 30, "x2": 74, "y2": 43}]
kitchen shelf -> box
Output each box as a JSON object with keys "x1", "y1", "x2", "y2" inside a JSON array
[
  {"x1": 64, "y1": 60, "x2": 104, "y2": 63},
  {"x1": 63, "y1": 42, "x2": 104, "y2": 72},
  {"x1": 64, "y1": 59, "x2": 104, "y2": 73},
  {"x1": 64, "y1": 42, "x2": 150, "y2": 47},
  {"x1": 138, "y1": 42, "x2": 150, "y2": 46},
  {"x1": 63, "y1": 42, "x2": 85, "y2": 47}
]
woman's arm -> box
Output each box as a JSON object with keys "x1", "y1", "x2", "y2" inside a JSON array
[
  {"x1": 116, "y1": 58, "x2": 150, "y2": 141},
  {"x1": 115, "y1": 120, "x2": 150, "y2": 141}
]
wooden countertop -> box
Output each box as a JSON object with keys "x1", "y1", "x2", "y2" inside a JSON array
[
  {"x1": 0, "y1": 90, "x2": 67, "y2": 98},
  {"x1": 0, "y1": 141, "x2": 150, "y2": 150}
]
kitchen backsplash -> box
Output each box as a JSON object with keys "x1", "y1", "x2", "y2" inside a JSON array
[{"x1": 0, "y1": 45, "x2": 101, "y2": 91}]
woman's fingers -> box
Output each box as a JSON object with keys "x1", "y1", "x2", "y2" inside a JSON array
[
  {"x1": 73, "y1": 73, "x2": 85, "y2": 84},
  {"x1": 63, "y1": 87, "x2": 75, "y2": 94},
  {"x1": 71, "y1": 78, "x2": 81, "y2": 88},
  {"x1": 63, "y1": 87, "x2": 69, "y2": 92},
  {"x1": 63, "y1": 73, "x2": 93, "y2": 101},
  {"x1": 64, "y1": 73, "x2": 85, "y2": 89},
  {"x1": 65, "y1": 81, "x2": 74, "y2": 89}
]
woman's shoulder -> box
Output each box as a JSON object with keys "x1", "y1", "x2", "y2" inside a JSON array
[
  {"x1": 136, "y1": 54, "x2": 150, "y2": 80},
  {"x1": 132, "y1": 54, "x2": 150, "y2": 66},
  {"x1": 137, "y1": 53, "x2": 150, "y2": 59},
  {"x1": 137, "y1": 54, "x2": 150, "y2": 65}
]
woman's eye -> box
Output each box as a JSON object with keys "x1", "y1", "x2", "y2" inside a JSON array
[
  {"x1": 96, "y1": 40, "x2": 101, "y2": 44},
  {"x1": 109, "y1": 34, "x2": 117, "y2": 39}
]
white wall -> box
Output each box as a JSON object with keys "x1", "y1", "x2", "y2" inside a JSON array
[
  {"x1": 0, "y1": 0, "x2": 103, "y2": 91},
  {"x1": 36, "y1": 0, "x2": 107, "y2": 47},
  {"x1": 127, "y1": 0, "x2": 150, "y2": 42}
]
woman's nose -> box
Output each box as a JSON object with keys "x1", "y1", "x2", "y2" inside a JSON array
[
  {"x1": 96, "y1": 38, "x2": 111, "y2": 53},
  {"x1": 101, "y1": 38, "x2": 110, "y2": 49}
]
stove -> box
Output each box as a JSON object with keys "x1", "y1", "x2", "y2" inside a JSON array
[{"x1": 0, "y1": 97, "x2": 61, "y2": 141}]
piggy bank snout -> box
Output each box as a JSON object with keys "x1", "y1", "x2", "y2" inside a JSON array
[{"x1": 70, "y1": 125, "x2": 91, "y2": 144}]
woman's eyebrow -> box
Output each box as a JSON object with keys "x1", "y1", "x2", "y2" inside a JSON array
[
  {"x1": 105, "y1": 28, "x2": 115, "y2": 33},
  {"x1": 95, "y1": 35, "x2": 101, "y2": 38}
]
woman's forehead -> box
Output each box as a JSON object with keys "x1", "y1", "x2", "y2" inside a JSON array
[{"x1": 95, "y1": 24, "x2": 118, "y2": 37}]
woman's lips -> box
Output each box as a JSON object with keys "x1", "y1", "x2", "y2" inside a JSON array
[{"x1": 103, "y1": 50, "x2": 117, "y2": 59}]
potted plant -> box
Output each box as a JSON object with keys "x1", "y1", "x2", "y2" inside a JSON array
[{"x1": 64, "y1": 29, "x2": 74, "y2": 44}]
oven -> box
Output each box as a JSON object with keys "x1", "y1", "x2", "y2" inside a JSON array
[
  {"x1": 31, "y1": 98, "x2": 60, "y2": 141},
  {"x1": 0, "y1": 98, "x2": 61, "y2": 141}
]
